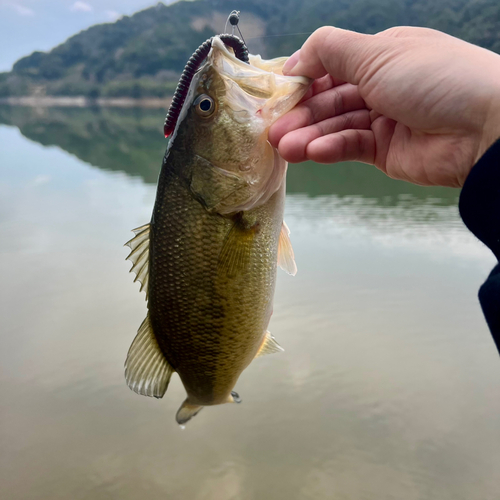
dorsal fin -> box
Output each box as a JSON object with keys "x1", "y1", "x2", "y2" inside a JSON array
[
  {"x1": 255, "y1": 331, "x2": 284, "y2": 358},
  {"x1": 278, "y1": 221, "x2": 297, "y2": 276},
  {"x1": 124, "y1": 315, "x2": 174, "y2": 398},
  {"x1": 125, "y1": 223, "x2": 150, "y2": 299}
]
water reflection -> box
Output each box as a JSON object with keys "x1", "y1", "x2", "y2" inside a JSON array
[
  {"x1": 0, "y1": 105, "x2": 167, "y2": 183},
  {"x1": 0, "y1": 105, "x2": 458, "y2": 204},
  {"x1": 1, "y1": 107, "x2": 499, "y2": 500}
]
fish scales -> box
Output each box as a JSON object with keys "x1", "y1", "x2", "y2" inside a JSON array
[{"x1": 149, "y1": 164, "x2": 284, "y2": 404}]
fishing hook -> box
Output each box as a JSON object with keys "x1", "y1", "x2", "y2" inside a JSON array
[{"x1": 224, "y1": 10, "x2": 246, "y2": 46}]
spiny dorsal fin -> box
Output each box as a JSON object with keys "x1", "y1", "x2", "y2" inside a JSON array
[
  {"x1": 278, "y1": 221, "x2": 297, "y2": 276},
  {"x1": 125, "y1": 223, "x2": 150, "y2": 299},
  {"x1": 124, "y1": 315, "x2": 174, "y2": 398},
  {"x1": 255, "y1": 331, "x2": 284, "y2": 358}
]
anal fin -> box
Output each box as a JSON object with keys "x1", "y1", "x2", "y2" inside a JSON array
[
  {"x1": 255, "y1": 331, "x2": 284, "y2": 358},
  {"x1": 278, "y1": 221, "x2": 297, "y2": 276},
  {"x1": 124, "y1": 314, "x2": 174, "y2": 398}
]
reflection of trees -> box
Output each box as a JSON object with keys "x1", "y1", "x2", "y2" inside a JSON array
[
  {"x1": 0, "y1": 105, "x2": 459, "y2": 205},
  {"x1": 286, "y1": 161, "x2": 459, "y2": 206},
  {"x1": 0, "y1": 105, "x2": 167, "y2": 183}
]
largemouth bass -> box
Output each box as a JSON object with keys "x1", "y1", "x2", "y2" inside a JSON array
[{"x1": 124, "y1": 36, "x2": 310, "y2": 425}]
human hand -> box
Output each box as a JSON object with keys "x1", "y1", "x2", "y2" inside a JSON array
[{"x1": 269, "y1": 27, "x2": 500, "y2": 187}]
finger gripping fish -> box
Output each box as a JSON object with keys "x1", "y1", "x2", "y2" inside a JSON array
[{"x1": 124, "y1": 35, "x2": 310, "y2": 425}]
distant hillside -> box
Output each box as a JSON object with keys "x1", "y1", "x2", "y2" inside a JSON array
[{"x1": 1, "y1": 0, "x2": 499, "y2": 98}]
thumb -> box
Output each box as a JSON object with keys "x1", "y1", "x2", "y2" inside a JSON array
[{"x1": 284, "y1": 27, "x2": 391, "y2": 85}]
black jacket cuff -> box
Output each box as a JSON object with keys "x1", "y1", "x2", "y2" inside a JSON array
[
  {"x1": 459, "y1": 139, "x2": 500, "y2": 260},
  {"x1": 459, "y1": 139, "x2": 500, "y2": 354}
]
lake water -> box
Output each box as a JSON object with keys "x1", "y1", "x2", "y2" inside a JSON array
[{"x1": 1, "y1": 106, "x2": 499, "y2": 500}]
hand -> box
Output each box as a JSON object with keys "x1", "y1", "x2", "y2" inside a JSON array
[{"x1": 269, "y1": 27, "x2": 500, "y2": 187}]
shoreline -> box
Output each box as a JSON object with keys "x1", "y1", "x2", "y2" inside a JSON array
[{"x1": 0, "y1": 96, "x2": 172, "y2": 108}]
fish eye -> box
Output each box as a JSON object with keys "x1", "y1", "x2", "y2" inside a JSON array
[{"x1": 193, "y1": 94, "x2": 215, "y2": 117}]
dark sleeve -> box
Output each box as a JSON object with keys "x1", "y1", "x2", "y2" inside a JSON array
[{"x1": 459, "y1": 139, "x2": 500, "y2": 354}]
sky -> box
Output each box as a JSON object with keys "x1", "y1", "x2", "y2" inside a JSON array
[{"x1": 0, "y1": 1, "x2": 175, "y2": 72}]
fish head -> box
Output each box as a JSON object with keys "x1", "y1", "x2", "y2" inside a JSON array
[{"x1": 171, "y1": 36, "x2": 311, "y2": 214}]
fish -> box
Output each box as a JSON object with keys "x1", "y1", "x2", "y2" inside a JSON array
[{"x1": 124, "y1": 36, "x2": 310, "y2": 425}]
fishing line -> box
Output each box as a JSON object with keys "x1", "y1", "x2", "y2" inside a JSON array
[
  {"x1": 245, "y1": 32, "x2": 313, "y2": 40},
  {"x1": 225, "y1": 11, "x2": 310, "y2": 41}
]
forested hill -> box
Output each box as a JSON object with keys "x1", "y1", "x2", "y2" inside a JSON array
[{"x1": 1, "y1": 0, "x2": 499, "y2": 98}]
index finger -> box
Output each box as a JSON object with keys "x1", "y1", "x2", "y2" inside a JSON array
[
  {"x1": 283, "y1": 26, "x2": 392, "y2": 85},
  {"x1": 299, "y1": 74, "x2": 346, "y2": 103},
  {"x1": 268, "y1": 83, "x2": 366, "y2": 147}
]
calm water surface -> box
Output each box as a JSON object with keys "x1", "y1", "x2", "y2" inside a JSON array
[{"x1": 1, "y1": 106, "x2": 499, "y2": 500}]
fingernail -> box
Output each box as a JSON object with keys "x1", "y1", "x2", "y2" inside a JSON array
[{"x1": 283, "y1": 50, "x2": 300, "y2": 75}]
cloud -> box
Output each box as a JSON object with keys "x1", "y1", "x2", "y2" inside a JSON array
[
  {"x1": 70, "y1": 1, "x2": 93, "y2": 12},
  {"x1": 5, "y1": 2, "x2": 35, "y2": 16},
  {"x1": 32, "y1": 175, "x2": 51, "y2": 186},
  {"x1": 104, "y1": 10, "x2": 120, "y2": 21}
]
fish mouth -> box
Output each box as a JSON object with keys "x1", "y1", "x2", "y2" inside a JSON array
[{"x1": 210, "y1": 36, "x2": 312, "y2": 125}]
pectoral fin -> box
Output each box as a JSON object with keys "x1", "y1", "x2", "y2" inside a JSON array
[
  {"x1": 124, "y1": 315, "x2": 174, "y2": 398},
  {"x1": 278, "y1": 221, "x2": 297, "y2": 276},
  {"x1": 218, "y1": 217, "x2": 259, "y2": 278},
  {"x1": 230, "y1": 391, "x2": 242, "y2": 403},
  {"x1": 255, "y1": 331, "x2": 284, "y2": 358}
]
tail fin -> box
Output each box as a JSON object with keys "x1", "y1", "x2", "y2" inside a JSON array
[{"x1": 176, "y1": 400, "x2": 203, "y2": 425}]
